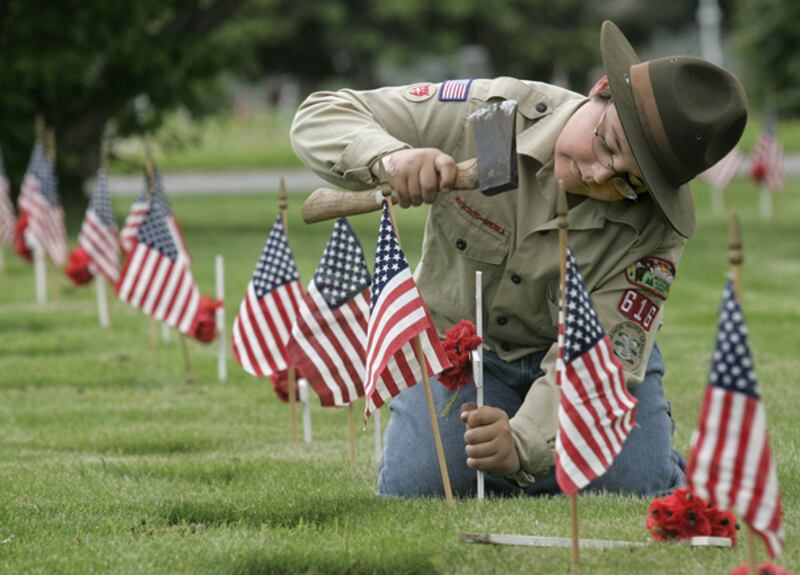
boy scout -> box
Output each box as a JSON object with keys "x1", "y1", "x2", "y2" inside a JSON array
[{"x1": 290, "y1": 21, "x2": 747, "y2": 496}]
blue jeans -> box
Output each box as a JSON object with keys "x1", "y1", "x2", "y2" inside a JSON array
[{"x1": 377, "y1": 344, "x2": 684, "y2": 497}]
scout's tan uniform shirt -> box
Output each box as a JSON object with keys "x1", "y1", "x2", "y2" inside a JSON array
[{"x1": 291, "y1": 78, "x2": 688, "y2": 479}]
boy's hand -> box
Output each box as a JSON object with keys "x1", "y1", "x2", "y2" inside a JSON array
[
  {"x1": 372, "y1": 148, "x2": 456, "y2": 208},
  {"x1": 460, "y1": 402, "x2": 521, "y2": 476}
]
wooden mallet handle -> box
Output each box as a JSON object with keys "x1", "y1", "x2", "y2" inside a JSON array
[{"x1": 301, "y1": 158, "x2": 478, "y2": 223}]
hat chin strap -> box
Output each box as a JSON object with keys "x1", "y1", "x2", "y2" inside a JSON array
[{"x1": 630, "y1": 63, "x2": 684, "y2": 185}]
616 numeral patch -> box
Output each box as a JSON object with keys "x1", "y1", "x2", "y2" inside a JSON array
[{"x1": 617, "y1": 289, "x2": 659, "y2": 331}]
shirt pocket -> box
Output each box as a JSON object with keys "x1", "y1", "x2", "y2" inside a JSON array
[{"x1": 432, "y1": 191, "x2": 511, "y2": 265}]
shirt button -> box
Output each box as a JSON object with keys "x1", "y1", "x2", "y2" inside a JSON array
[
  {"x1": 511, "y1": 273, "x2": 522, "y2": 284},
  {"x1": 536, "y1": 102, "x2": 547, "y2": 113},
  {"x1": 497, "y1": 316, "x2": 508, "y2": 326},
  {"x1": 456, "y1": 239, "x2": 467, "y2": 251},
  {"x1": 500, "y1": 342, "x2": 512, "y2": 352}
]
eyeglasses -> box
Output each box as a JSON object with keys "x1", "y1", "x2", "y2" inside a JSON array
[{"x1": 592, "y1": 101, "x2": 640, "y2": 201}]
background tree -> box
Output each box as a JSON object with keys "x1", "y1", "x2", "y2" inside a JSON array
[
  {"x1": 736, "y1": 0, "x2": 800, "y2": 114},
  {"x1": 0, "y1": 0, "x2": 249, "y2": 201}
]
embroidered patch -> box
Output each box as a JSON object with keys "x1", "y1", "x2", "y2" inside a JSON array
[
  {"x1": 404, "y1": 83, "x2": 436, "y2": 102},
  {"x1": 439, "y1": 79, "x2": 473, "y2": 101},
  {"x1": 617, "y1": 289, "x2": 659, "y2": 332},
  {"x1": 608, "y1": 322, "x2": 647, "y2": 371},
  {"x1": 455, "y1": 195, "x2": 505, "y2": 235},
  {"x1": 625, "y1": 256, "x2": 675, "y2": 299}
]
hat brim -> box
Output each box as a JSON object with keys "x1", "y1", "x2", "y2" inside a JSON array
[{"x1": 600, "y1": 20, "x2": 695, "y2": 238}]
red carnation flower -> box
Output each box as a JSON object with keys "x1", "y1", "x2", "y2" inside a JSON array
[
  {"x1": 14, "y1": 212, "x2": 32, "y2": 263},
  {"x1": 750, "y1": 162, "x2": 767, "y2": 183},
  {"x1": 646, "y1": 488, "x2": 736, "y2": 543},
  {"x1": 270, "y1": 369, "x2": 302, "y2": 403},
  {"x1": 706, "y1": 506, "x2": 738, "y2": 545},
  {"x1": 438, "y1": 320, "x2": 483, "y2": 392},
  {"x1": 65, "y1": 246, "x2": 94, "y2": 286},
  {"x1": 188, "y1": 296, "x2": 223, "y2": 343},
  {"x1": 729, "y1": 563, "x2": 796, "y2": 575}
]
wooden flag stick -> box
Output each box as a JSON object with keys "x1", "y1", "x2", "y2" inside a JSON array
[
  {"x1": 384, "y1": 197, "x2": 454, "y2": 507},
  {"x1": 729, "y1": 211, "x2": 758, "y2": 575},
  {"x1": 215, "y1": 254, "x2": 227, "y2": 382},
  {"x1": 278, "y1": 176, "x2": 299, "y2": 444},
  {"x1": 557, "y1": 182, "x2": 580, "y2": 570},
  {"x1": 180, "y1": 336, "x2": 195, "y2": 385},
  {"x1": 415, "y1": 336, "x2": 455, "y2": 507},
  {"x1": 96, "y1": 274, "x2": 110, "y2": 328},
  {"x1": 348, "y1": 404, "x2": 357, "y2": 467},
  {"x1": 288, "y1": 365, "x2": 298, "y2": 444},
  {"x1": 373, "y1": 406, "x2": 382, "y2": 467},
  {"x1": 758, "y1": 183, "x2": 772, "y2": 221}
]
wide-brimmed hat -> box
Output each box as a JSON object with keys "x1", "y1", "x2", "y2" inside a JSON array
[{"x1": 600, "y1": 20, "x2": 748, "y2": 238}]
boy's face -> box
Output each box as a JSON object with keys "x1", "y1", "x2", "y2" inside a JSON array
[{"x1": 554, "y1": 76, "x2": 647, "y2": 202}]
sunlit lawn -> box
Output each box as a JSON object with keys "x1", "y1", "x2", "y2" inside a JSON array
[{"x1": 0, "y1": 181, "x2": 798, "y2": 573}]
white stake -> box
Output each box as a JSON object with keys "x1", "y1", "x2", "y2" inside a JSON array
[
  {"x1": 474, "y1": 270, "x2": 485, "y2": 500},
  {"x1": 759, "y1": 184, "x2": 772, "y2": 220},
  {"x1": 215, "y1": 254, "x2": 227, "y2": 382},
  {"x1": 373, "y1": 407, "x2": 382, "y2": 468},
  {"x1": 161, "y1": 322, "x2": 172, "y2": 342},
  {"x1": 33, "y1": 238, "x2": 46, "y2": 305},
  {"x1": 0, "y1": 245, "x2": 5, "y2": 273},
  {"x1": 96, "y1": 276, "x2": 110, "y2": 328},
  {"x1": 298, "y1": 378, "x2": 313, "y2": 444}
]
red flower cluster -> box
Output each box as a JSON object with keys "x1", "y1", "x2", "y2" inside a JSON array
[
  {"x1": 188, "y1": 296, "x2": 223, "y2": 343},
  {"x1": 750, "y1": 162, "x2": 767, "y2": 183},
  {"x1": 729, "y1": 563, "x2": 796, "y2": 575},
  {"x1": 646, "y1": 488, "x2": 738, "y2": 544},
  {"x1": 65, "y1": 246, "x2": 94, "y2": 286},
  {"x1": 14, "y1": 212, "x2": 32, "y2": 262},
  {"x1": 438, "y1": 320, "x2": 483, "y2": 392},
  {"x1": 270, "y1": 369, "x2": 301, "y2": 403}
]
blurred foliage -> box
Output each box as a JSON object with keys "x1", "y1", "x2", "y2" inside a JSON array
[
  {"x1": 736, "y1": 0, "x2": 800, "y2": 115},
  {"x1": 0, "y1": 0, "x2": 250, "y2": 200},
  {"x1": 0, "y1": 0, "x2": 784, "y2": 202}
]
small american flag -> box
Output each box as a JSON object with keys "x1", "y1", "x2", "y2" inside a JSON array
[
  {"x1": 116, "y1": 193, "x2": 199, "y2": 334},
  {"x1": 119, "y1": 167, "x2": 191, "y2": 261},
  {"x1": 686, "y1": 279, "x2": 783, "y2": 558},
  {"x1": 17, "y1": 142, "x2": 67, "y2": 266},
  {"x1": 78, "y1": 166, "x2": 120, "y2": 283},
  {"x1": 554, "y1": 250, "x2": 638, "y2": 496},
  {"x1": 699, "y1": 146, "x2": 743, "y2": 191},
  {"x1": 439, "y1": 79, "x2": 473, "y2": 101},
  {"x1": 750, "y1": 110, "x2": 785, "y2": 192},
  {"x1": 363, "y1": 202, "x2": 450, "y2": 420},
  {"x1": 287, "y1": 218, "x2": 369, "y2": 406},
  {"x1": 232, "y1": 216, "x2": 304, "y2": 378},
  {"x1": 0, "y1": 147, "x2": 15, "y2": 246}
]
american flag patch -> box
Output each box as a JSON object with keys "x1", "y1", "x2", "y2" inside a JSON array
[{"x1": 439, "y1": 79, "x2": 473, "y2": 101}]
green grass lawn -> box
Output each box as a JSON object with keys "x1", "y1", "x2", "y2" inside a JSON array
[{"x1": 1, "y1": 181, "x2": 798, "y2": 574}]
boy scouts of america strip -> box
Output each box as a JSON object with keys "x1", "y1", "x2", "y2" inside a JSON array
[
  {"x1": 624, "y1": 255, "x2": 675, "y2": 299},
  {"x1": 439, "y1": 79, "x2": 473, "y2": 101}
]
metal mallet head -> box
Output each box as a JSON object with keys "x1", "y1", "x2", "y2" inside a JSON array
[{"x1": 467, "y1": 100, "x2": 518, "y2": 195}]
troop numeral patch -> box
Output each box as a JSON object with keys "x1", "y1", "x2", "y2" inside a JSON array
[
  {"x1": 617, "y1": 289, "x2": 659, "y2": 332},
  {"x1": 625, "y1": 256, "x2": 675, "y2": 299}
]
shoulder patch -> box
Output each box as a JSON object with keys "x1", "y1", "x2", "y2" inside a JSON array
[
  {"x1": 403, "y1": 83, "x2": 436, "y2": 102},
  {"x1": 439, "y1": 79, "x2": 473, "y2": 102},
  {"x1": 608, "y1": 322, "x2": 647, "y2": 372},
  {"x1": 617, "y1": 289, "x2": 659, "y2": 332},
  {"x1": 625, "y1": 256, "x2": 675, "y2": 299}
]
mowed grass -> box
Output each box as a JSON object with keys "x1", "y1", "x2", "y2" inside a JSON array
[{"x1": 1, "y1": 181, "x2": 799, "y2": 574}]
